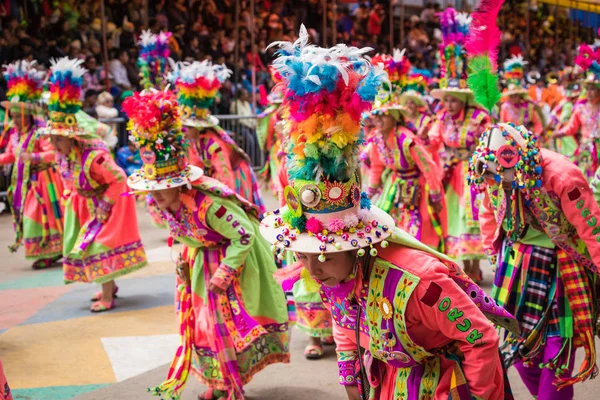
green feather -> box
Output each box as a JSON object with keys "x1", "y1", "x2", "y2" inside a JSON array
[{"x1": 467, "y1": 56, "x2": 501, "y2": 115}]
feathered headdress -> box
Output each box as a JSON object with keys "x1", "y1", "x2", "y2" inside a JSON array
[
  {"x1": 260, "y1": 25, "x2": 394, "y2": 260},
  {"x1": 371, "y1": 48, "x2": 409, "y2": 113},
  {"x1": 123, "y1": 90, "x2": 203, "y2": 191},
  {"x1": 169, "y1": 60, "x2": 231, "y2": 128},
  {"x1": 41, "y1": 57, "x2": 87, "y2": 136},
  {"x1": 574, "y1": 39, "x2": 600, "y2": 84},
  {"x1": 137, "y1": 30, "x2": 172, "y2": 89},
  {"x1": 431, "y1": 8, "x2": 473, "y2": 100},
  {"x1": 2, "y1": 60, "x2": 46, "y2": 109},
  {"x1": 464, "y1": 0, "x2": 505, "y2": 113}
]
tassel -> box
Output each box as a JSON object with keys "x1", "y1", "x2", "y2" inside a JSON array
[{"x1": 555, "y1": 330, "x2": 598, "y2": 389}]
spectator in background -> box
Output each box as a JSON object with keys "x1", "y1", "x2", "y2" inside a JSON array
[
  {"x1": 230, "y1": 87, "x2": 258, "y2": 162},
  {"x1": 95, "y1": 91, "x2": 119, "y2": 149},
  {"x1": 116, "y1": 140, "x2": 142, "y2": 176},
  {"x1": 353, "y1": 2, "x2": 369, "y2": 34},
  {"x1": 82, "y1": 55, "x2": 104, "y2": 97},
  {"x1": 337, "y1": 7, "x2": 353, "y2": 37},
  {"x1": 367, "y1": 4, "x2": 384, "y2": 41},
  {"x1": 109, "y1": 49, "x2": 132, "y2": 91},
  {"x1": 82, "y1": 90, "x2": 98, "y2": 117}
]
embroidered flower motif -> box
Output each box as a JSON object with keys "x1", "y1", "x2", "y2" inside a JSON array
[{"x1": 324, "y1": 181, "x2": 347, "y2": 206}]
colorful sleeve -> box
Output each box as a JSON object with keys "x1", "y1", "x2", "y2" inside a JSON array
[
  {"x1": 410, "y1": 142, "x2": 442, "y2": 200},
  {"x1": 559, "y1": 102, "x2": 574, "y2": 124},
  {"x1": 408, "y1": 261, "x2": 504, "y2": 399},
  {"x1": 205, "y1": 137, "x2": 235, "y2": 189},
  {"x1": 367, "y1": 142, "x2": 385, "y2": 195},
  {"x1": 553, "y1": 163, "x2": 600, "y2": 271},
  {"x1": 32, "y1": 136, "x2": 57, "y2": 163},
  {"x1": 205, "y1": 196, "x2": 256, "y2": 290},
  {"x1": 423, "y1": 120, "x2": 443, "y2": 153},
  {"x1": 559, "y1": 106, "x2": 582, "y2": 137},
  {"x1": 90, "y1": 153, "x2": 127, "y2": 213},
  {"x1": 478, "y1": 188, "x2": 500, "y2": 264},
  {"x1": 0, "y1": 136, "x2": 15, "y2": 165},
  {"x1": 532, "y1": 104, "x2": 546, "y2": 135},
  {"x1": 333, "y1": 321, "x2": 359, "y2": 386}
]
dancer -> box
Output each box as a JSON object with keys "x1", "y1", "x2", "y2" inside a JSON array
[
  {"x1": 468, "y1": 123, "x2": 600, "y2": 400},
  {"x1": 0, "y1": 60, "x2": 64, "y2": 269},
  {"x1": 171, "y1": 61, "x2": 266, "y2": 213},
  {"x1": 261, "y1": 29, "x2": 516, "y2": 399},
  {"x1": 399, "y1": 71, "x2": 435, "y2": 137},
  {"x1": 137, "y1": 30, "x2": 172, "y2": 90},
  {"x1": 257, "y1": 67, "x2": 286, "y2": 197},
  {"x1": 550, "y1": 69, "x2": 580, "y2": 160},
  {"x1": 555, "y1": 41, "x2": 600, "y2": 180},
  {"x1": 368, "y1": 49, "x2": 446, "y2": 251},
  {"x1": 42, "y1": 57, "x2": 147, "y2": 312},
  {"x1": 500, "y1": 55, "x2": 546, "y2": 137},
  {"x1": 123, "y1": 90, "x2": 289, "y2": 400},
  {"x1": 427, "y1": 8, "x2": 491, "y2": 282}
]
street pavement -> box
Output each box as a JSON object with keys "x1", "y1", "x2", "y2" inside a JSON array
[{"x1": 0, "y1": 189, "x2": 598, "y2": 400}]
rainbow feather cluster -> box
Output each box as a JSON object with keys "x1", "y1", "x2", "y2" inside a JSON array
[
  {"x1": 137, "y1": 30, "x2": 172, "y2": 89},
  {"x1": 465, "y1": 0, "x2": 505, "y2": 114},
  {"x1": 48, "y1": 57, "x2": 86, "y2": 114},
  {"x1": 122, "y1": 90, "x2": 185, "y2": 162},
  {"x1": 574, "y1": 41, "x2": 600, "y2": 80},
  {"x1": 269, "y1": 25, "x2": 388, "y2": 182},
  {"x1": 438, "y1": 8, "x2": 471, "y2": 80},
  {"x1": 503, "y1": 55, "x2": 526, "y2": 82},
  {"x1": 170, "y1": 60, "x2": 232, "y2": 110},
  {"x1": 404, "y1": 72, "x2": 429, "y2": 95},
  {"x1": 3, "y1": 60, "x2": 46, "y2": 104},
  {"x1": 371, "y1": 48, "x2": 410, "y2": 90}
]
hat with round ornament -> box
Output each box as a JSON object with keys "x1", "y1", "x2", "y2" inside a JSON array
[
  {"x1": 39, "y1": 57, "x2": 89, "y2": 137},
  {"x1": 468, "y1": 122, "x2": 542, "y2": 190},
  {"x1": 370, "y1": 48, "x2": 409, "y2": 118},
  {"x1": 259, "y1": 25, "x2": 394, "y2": 263},
  {"x1": 559, "y1": 67, "x2": 582, "y2": 98},
  {"x1": 122, "y1": 89, "x2": 203, "y2": 192},
  {"x1": 169, "y1": 60, "x2": 232, "y2": 129},
  {"x1": 1, "y1": 60, "x2": 45, "y2": 113}
]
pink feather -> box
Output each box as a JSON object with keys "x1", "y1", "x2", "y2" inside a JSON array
[{"x1": 465, "y1": 0, "x2": 505, "y2": 69}]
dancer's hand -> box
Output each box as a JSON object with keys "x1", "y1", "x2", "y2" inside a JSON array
[
  {"x1": 208, "y1": 282, "x2": 226, "y2": 295},
  {"x1": 345, "y1": 386, "x2": 361, "y2": 400},
  {"x1": 95, "y1": 208, "x2": 109, "y2": 224},
  {"x1": 20, "y1": 153, "x2": 33, "y2": 162}
]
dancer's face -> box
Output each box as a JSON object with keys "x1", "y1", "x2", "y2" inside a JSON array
[
  {"x1": 586, "y1": 83, "x2": 600, "y2": 101},
  {"x1": 508, "y1": 94, "x2": 522, "y2": 105},
  {"x1": 49, "y1": 136, "x2": 75, "y2": 156},
  {"x1": 374, "y1": 114, "x2": 396, "y2": 133},
  {"x1": 295, "y1": 250, "x2": 357, "y2": 287},
  {"x1": 183, "y1": 126, "x2": 200, "y2": 142},
  {"x1": 405, "y1": 99, "x2": 418, "y2": 116},
  {"x1": 442, "y1": 95, "x2": 465, "y2": 116},
  {"x1": 151, "y1": 188, "x2": 180, "y2": 211}
]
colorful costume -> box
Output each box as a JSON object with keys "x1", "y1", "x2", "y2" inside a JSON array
[
  {"x1": 0, "y1": 60, "x2": 64, "y2": 267},
  {"x1": 124, "y1": 90, "x2": 289, "y2": 400},
  {"x1": 0, "y1": 358, "x2": 12, "y2": 400},
  {"x1": 368, "y1": 49, "x2": 446, "y2": 250},
  {"x1": 137, "y1": 30, "x2": 172, "y2": 90},
  {"x1": 41, "y1": 58, "x2": 147, "y2": 286},
  {"x1": 427, "y1": 8, "x2": 492, "y2": 261},
  {"x1": 550, "y1": 74, "x2": 580, "y2": 160},
  {"x1": 469, "y1": 123, "x2": 600, "y2": 400},
  {"x1": 260, "y1": 26, "x2": 516, "y2": 399},
  {"x1": 170, "y1": 61, "x2": 265, "y2": 213},
  {"x1": 500, "y1": 56, "x2": 546, "y2": 137},
  {"x1": 400, "y1": 71, "x2": 435, "y2": 137},
  {"x1": 558, "y1": 41, "x2": 600, "y2": 180}
]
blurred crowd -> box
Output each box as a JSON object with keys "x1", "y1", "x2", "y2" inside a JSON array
[{"x1": 0, "y1": 0, "x2": 597, "y2": 117}]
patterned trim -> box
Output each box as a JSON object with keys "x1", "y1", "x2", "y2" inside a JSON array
[
  {"x1": 23, "y1": 233, "x2": 62, "y2": 260},
  {"x1": 97, "y1": 199, "x2": 114, "y2": 213},
  {"x1": 337, "y1": 350, "x2": 358, "y2": 386},
  {"x1": 63, "y1": 240, "x2": 147, "y2": 284},
  {"x1": 210, "y1": 264, "x2": 237, "y2": 290},
  {"x1": 418, "y1": 357, "x2": 441, "y2": 400},
  {"x1": 295, "y1": 302, "x2": 333, "y2": 337}
]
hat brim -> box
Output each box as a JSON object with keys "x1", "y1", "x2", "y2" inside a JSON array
[
  {"x1": 127, "y1": 165, "x2": 204, "y2": 192},
  {"x1": 182, "y1": 115, "x2": 219, "y2": 129},
  {"x1": 502, "y1": 89, "x2": 529, "y2": 98},
  {"x1": 38, "y1": 125, "x2": 87, "y2": 137},
  {"x1": 399, "y1": 93, "x2": 426, "y2": 107},
  {"x1": 430, "y1": 88, "x2": 474, "y2": 103},
  {"x1": 1, "y1": 100, "x2": 40, "y2": 111},
  {"x1": 371, "y1": 104, "x2": 408, "y2": 116},
  {"x1": 259, "y1": 205, "x2": 395, "y2": 254}
]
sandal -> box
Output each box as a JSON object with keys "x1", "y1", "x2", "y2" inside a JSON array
[
  {"x1": 90, "y1": 286, "x2": 119, "y2": 301},
  {"x1": 321, "y1": 336, "x2": 335, "y2": 346},
  {"x1": 90, "y1": 300, "x2": 115, "y2": 313},
  {"x1": 31, "y1": 257, "x2": 57, "y2": 270},
  {"x1": 467, "y1": 270, "x2": 483, "y2": 284},
  {"x1": 199, "y1": 389, "x2": 227, "y2": 400},
  {"x1": 304, "y1": 344, "x2": 324, "y2": 360}
]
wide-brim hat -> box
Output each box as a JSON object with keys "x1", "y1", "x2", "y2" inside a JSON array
[
  {"x1": 260, "y1": 205, "x2": 394, "y2": 254},
  {"x1": 399, "y1": 90, "x2": 427, "y2": 107},
  {"x1": 1, "y1": 96, "x2": 40, "y2": 111},
  {"x1": 181, "y1": 114, "x2": 219, "y2": 129},
  {"x1": 579, "y1": 72, "x2": 600, "y2": 86},
  {"x1": 430, "y1": 88, "x2": 474, "y2": 104},
  {"x1": 39, "y1": 110, "x2": 101, "y2": 137},
  {"x1": 565, "y1": 83, "x2": 582, "y2": 98},
  {"x1": 127, "y1": 164, "x2": 204, "y2": 191}
]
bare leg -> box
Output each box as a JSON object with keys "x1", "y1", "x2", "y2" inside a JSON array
[{"x1": 101, "y1": 280, "x2": 115, "y2": 303}]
